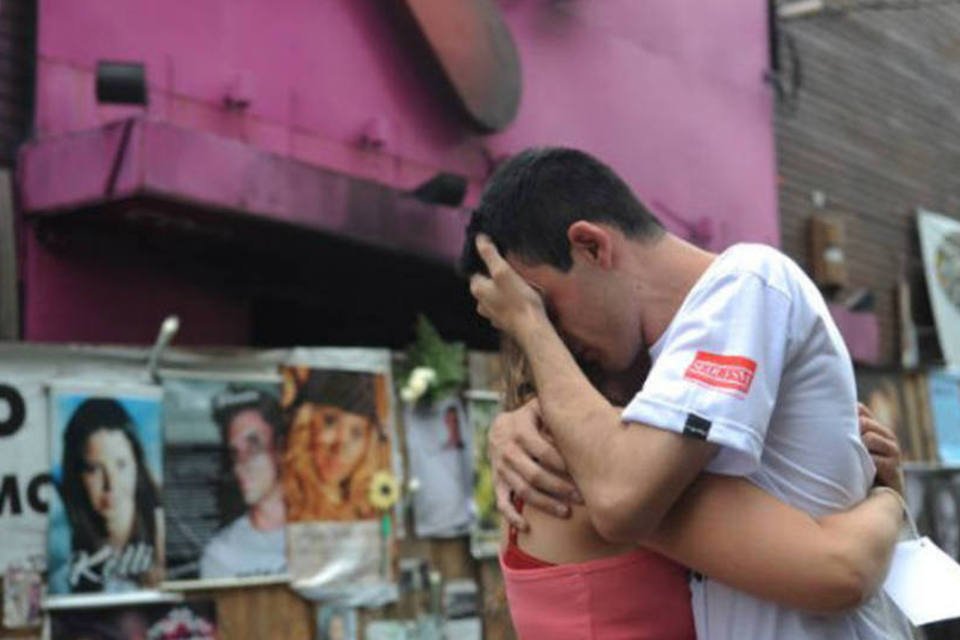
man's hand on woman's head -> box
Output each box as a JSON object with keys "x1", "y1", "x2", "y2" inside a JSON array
[
  {"x1": 858, "y1": 403, "x2": 905, "y2": 496},
  {"x1": 489, "y1": 398, "x2": 583, "y2": 530}
]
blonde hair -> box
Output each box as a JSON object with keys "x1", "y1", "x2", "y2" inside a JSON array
[
  {"x1": 283, "y1": 402, "x2": 391, "y2": 522},
  {"x1": 501, "y1": 336, "x2": 535, "y2": 412}
]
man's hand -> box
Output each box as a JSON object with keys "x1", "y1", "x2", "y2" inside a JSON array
[
  {"x1": 859, "y1": 403, "x2": 905, "y2": 495},
  {"x1": 489, "y1": 398, "x2": 582, "y2": 530},
  {"x1": 469, "y1": 235, "x2": 548, "y2": 338}
]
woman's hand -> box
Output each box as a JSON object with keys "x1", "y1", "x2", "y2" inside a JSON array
[{"x1": 859, "y1": 403, "x2": 904, "y2": 495}]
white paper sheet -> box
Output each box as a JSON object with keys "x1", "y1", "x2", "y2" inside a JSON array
[{"x1": 883, "y1": 537, "x2": 960, "y2": 626}]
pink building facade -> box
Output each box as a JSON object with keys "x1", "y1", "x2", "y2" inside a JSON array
[{"x1": 15, "y1": 0, "x2": 778, "y2": 346}]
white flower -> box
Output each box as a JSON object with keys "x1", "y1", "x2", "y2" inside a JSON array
[
  {"x1": 400, "y1": 386, "x2": 418, "y2": 403},
  {"x1": 400, "y1": 367, "x2": 436, "y2": 403},
  {"x1": 410, "y1": 366, "x2": 437, "y2": 386},
  {"x1": 407, "y1": 375, "x2": 429, "y2": 399}
]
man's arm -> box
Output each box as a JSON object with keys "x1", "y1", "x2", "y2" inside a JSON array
[
  {"x1": 492, "y1": 399, "x2": 906, "y2": 612},
  {"x1": 515, "y1": 320, "x2": 716, "y2": 541},
  {"x1": 471, "y1": 235, "x2": 716, "y2": 540}
]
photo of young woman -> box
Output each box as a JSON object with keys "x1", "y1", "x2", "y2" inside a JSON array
[
  {"x1": 283, "y1": 369, "x2": 392, "y2": 522},
  {"x1": 48, "y1": 386, "x2": 164, "y2": 595},
  {"x1": 280, "y1": 359, "x2": 399, "y2": 604}
]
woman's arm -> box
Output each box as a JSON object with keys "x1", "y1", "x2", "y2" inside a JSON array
[
  {"x1": 644, "y1": 476, "x2": 902, "y2": 613},
  {"x1": 645, "y1": 409, "x2": 905, "y2": 613}
]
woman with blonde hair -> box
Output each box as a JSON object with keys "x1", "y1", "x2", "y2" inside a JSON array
[
  {"x1": 497, "y1": 338, "x2": 907, "y2": 639},
  {"x1": 283, "y1": 371, "x2": 391, "y2": 522}
]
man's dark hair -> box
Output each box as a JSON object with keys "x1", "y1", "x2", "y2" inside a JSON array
[
  {"x1": 211, "y1": 388, "x2": 286, "y2": 445},
  {"x1": 460, "y1": 147, "x2": 664, "y2": 275}
]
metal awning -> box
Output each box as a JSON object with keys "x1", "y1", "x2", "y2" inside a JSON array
[{"x1": 17, "y1": 118, "x2": 469, "y2": 266}]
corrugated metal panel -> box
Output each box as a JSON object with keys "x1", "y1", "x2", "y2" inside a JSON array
[
  {"x1": 776, "y1": 6, "x2": 960, "y2": 364},
  {"x1": 0, "y1": 0, "x2": 35, "y2": 168}
]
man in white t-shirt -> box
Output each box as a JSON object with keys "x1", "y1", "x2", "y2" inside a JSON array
[
  {"x1": 462, "y1": 147, "x2": 910, "y2": 638},
  {"x1": 200, "y1": 389, "x2": 287, "y2": 580}
]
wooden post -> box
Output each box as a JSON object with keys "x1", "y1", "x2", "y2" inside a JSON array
[{"x1": 0, "y1": 169, "x2": 19, "y2": 340}]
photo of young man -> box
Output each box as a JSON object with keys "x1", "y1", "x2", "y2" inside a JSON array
[
  {"x1": 162, "y1": 377, "x2": 287, "y2": 585},
  {"x1": 200, "y1": 388, "x2": 287, "y2": 579}
]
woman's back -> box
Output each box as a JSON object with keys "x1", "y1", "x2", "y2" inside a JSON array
[
  {"x1": 502, "y1": 503, "x2": 695, "y2": 639},
  {"x1": 517, "y1": 503, "x2": 634, "y2": 564}
]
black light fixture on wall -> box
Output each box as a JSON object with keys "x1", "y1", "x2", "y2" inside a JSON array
[
  {"x1": 410, "y1": 172, "x2": 468, "y2": 208},
  {"x1": 95, "y1": 61, "x2": 148, "y2": 106},
  {"x1": 94, "y1": 61, "x2": 148, "y2": 196}
]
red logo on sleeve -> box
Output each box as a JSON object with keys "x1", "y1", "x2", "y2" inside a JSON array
[{"x1": 684, "y1": 351, "x2": 757, "y2": 395}]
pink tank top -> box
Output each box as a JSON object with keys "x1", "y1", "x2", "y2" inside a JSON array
[
  {"x1": 500, "y1": 500, "x2": 695, "y2": 639},
  {"x1": 500, "y1": 547, "x2": 695, "y2": 639}
]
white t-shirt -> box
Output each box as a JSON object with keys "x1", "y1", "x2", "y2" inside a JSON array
[
  {"x1": 405, "y1": 397, "x2": 474, "y2": 538},
  {"x1": 622, "y1": 244, "x2": 911, "y2": 639},
  {"x1": 199, "y1": 514, "x2": 287, "y2": 580}
]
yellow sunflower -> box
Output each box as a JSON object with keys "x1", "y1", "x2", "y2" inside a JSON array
[{"x1": 369, "y1": 470, "x2": 400, "y2": 510}]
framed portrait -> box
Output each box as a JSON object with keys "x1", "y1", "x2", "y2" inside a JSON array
[
  {"x1": 403, "y1": 394, "x2": 473, "y2": 538},
  {"x1": 47, "y1": 383, "x2": 164, "y2": 597},
  {"x1": 281, "y1": 349, "x2": 400, "y2": 606},
  {"x1": 162, "y1": 372, "x2": 288, "y2": 588}
]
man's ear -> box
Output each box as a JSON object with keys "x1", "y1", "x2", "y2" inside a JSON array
[{"x1": 567, "y1": 221, "x2": 614, "y2": 269}]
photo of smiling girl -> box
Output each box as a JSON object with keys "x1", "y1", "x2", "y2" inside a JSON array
[{"x1": 282, "y1": 369, "x2": 392, "y2": 522}]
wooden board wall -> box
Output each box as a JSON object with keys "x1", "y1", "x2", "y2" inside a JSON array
[{"x1": 776, "y1": 4, "x2": 960, "y2": 364}]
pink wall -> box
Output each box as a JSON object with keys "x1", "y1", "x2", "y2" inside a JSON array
[
  {"x1": 32, "y1": 0, "x2": 776, "y2": 248},
  {"x1": 22, "y1": 0, "x2": 777, "y2": 344},
  {"x1": 22, "y1": 232, "x2": 251, "y2": 345}
]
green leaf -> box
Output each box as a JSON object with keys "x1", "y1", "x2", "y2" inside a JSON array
[{"x1": 402, "y1": 314, "x2": 467, "y2": 402}]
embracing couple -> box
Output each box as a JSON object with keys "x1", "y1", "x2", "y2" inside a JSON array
[{"x1": 461, "y1": 148, "x2": 912, "y2": 639}]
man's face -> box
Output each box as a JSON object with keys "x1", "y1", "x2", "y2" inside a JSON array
[
  {"x1": 227, "y1": 409, "x2": 280, "y2": 507},
  {"x1": 506, "y1": 255, "x2": 642, "y2": 373}
]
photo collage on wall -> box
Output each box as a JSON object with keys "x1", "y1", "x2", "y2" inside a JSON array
[{"x1": 0, "y1": 342, "x2": 517, "y2": 633}]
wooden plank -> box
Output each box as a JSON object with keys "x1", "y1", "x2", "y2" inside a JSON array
[{"x1": 197, "y1": 584, "x2": 313, "y2": 640}]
